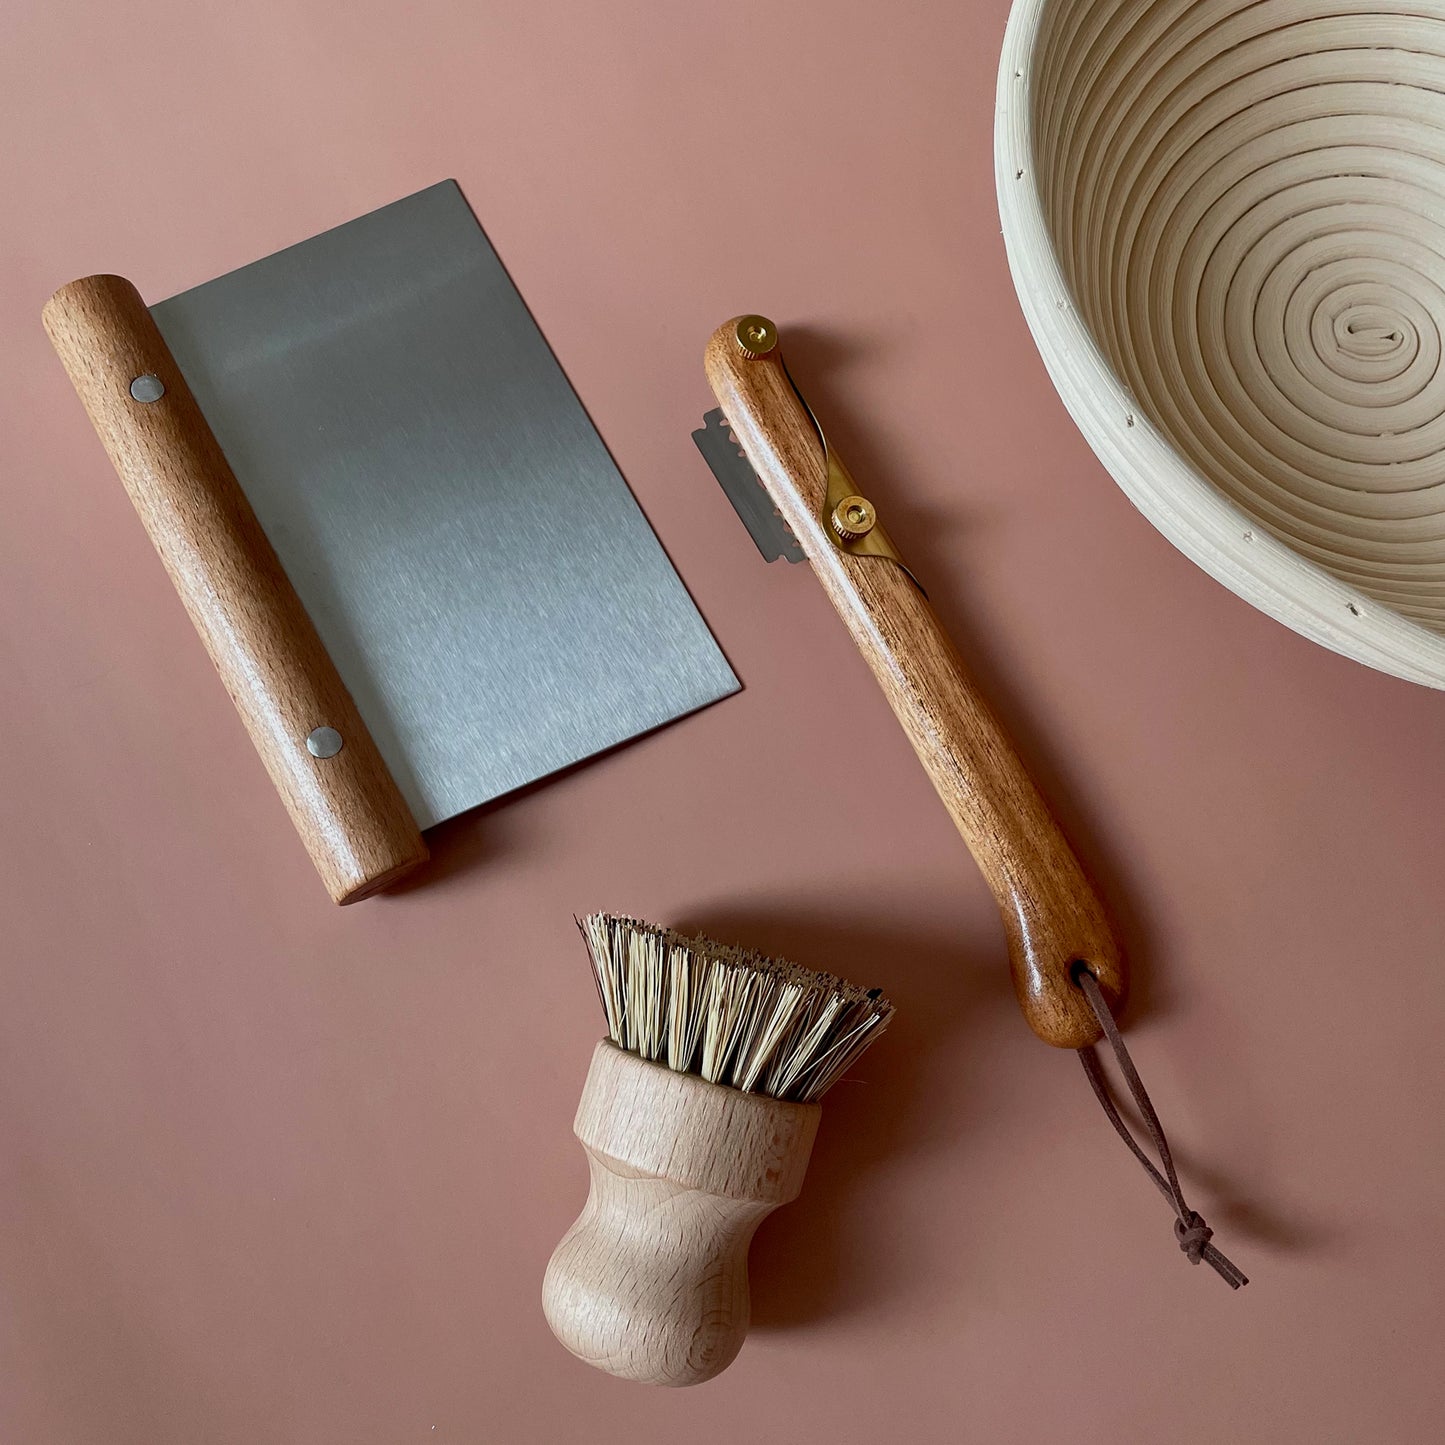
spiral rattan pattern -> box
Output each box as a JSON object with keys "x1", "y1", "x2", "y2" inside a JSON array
[{"x1": 997, "y1": 0, "x2": 1445, "y2": 686}]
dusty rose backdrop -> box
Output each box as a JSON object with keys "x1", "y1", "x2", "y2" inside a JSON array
[{"x1": 2, "y1": 2, "x2": 1443, "y2": 1441}]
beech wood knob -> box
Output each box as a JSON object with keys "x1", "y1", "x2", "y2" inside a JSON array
[{"x1": 542, "y1": 1041, "x2": 820, "y2": 1386}]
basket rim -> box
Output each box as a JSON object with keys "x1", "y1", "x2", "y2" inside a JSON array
[{"x1": 993, "y1": 0, "x2": 1445, "y2": 689}]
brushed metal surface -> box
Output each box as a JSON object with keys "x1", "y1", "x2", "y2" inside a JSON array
[{"x1": 150, "y1": 181, "x2": 737, "y2": 828}]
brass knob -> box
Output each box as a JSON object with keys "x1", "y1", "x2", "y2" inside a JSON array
[
  {"x1": 734, "y1": 315, "x2": 778, "y2": 359},
  {"x1": 831, "y1": 495, "x2": 877, "y2": 542}
]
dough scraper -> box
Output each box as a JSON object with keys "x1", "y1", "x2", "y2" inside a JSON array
[{"x1": 43, "y1": 182, "x2": 738, "y2": 902}]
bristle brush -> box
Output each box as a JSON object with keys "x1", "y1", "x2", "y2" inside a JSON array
[{"x1": 542, "y1": 914, "x2": 893, "y2": 1386}]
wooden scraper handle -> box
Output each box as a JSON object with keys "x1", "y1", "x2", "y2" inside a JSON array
[
  {"x1": 43, "y1": 275, "x2": 428, "y2": 903},
  {"x1": 705, "y1": 317, "x2": 1125, "y2": 1047}
]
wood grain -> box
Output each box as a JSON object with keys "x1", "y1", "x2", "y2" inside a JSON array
[
  {"x1": 542, "y1": 1041, "x2": 820, "y2": 1386},
  {"x1": 705, "y1": 319, "x2": 1124, "y2": 1047},
  {"x1": 998, "y1": 0, "x2": 1445, "y2": 688},
  {"x1": 43, "y1": 274, "x2": 428, "y2": 903}
]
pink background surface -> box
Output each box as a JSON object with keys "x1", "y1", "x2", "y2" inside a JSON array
[{"x1": 3, "y1": 2, "x2": 1444, "y2": 1441}]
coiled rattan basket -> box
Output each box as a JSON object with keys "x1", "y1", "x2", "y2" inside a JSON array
[{"x1": 997, "y1": 0, "x2": 1445, "y2": 687}]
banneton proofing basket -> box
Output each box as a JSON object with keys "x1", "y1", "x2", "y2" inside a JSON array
[{"x1": 996, "y1": 0, "x2": 1445, "y2": 687}]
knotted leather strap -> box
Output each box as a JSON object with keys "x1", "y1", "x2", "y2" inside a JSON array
[{"x1": 1075, "y1": 966, "x2": 1248, "y2": 1289}]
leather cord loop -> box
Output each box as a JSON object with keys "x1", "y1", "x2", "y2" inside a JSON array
[{"x1": 1074, "y1": 966, "x2": 1248, "y2": 1289}]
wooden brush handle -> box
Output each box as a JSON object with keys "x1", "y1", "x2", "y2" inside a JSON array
[
  {"x1": 43, "y1": 275, "x2": 428, "y2": 904},
  {"x1": 542, "y1": 1041, "x2": 820, "y2": 1386},
  {"x1": 705, "y1": 319, "x2": 1125, "y2": 1047}
]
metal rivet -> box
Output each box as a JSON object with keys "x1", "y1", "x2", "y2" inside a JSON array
[
  {"x1": 129, "y1": 374, "x2": 165, "y2": 403},
  {"x1": 306, "y1": 726, "x2": 344, "y2": 759}
]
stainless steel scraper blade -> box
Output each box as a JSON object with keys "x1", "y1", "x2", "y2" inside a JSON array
[{"x1": 150, "y1": 181, "x2": 737, "y2": 829}]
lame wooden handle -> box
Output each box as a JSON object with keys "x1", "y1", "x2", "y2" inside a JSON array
[
  {"x1": 542, "y1": 1042, "x2": 820, "y2": 1386},
  {"x1": 43, "y1": 275, "x2": 428, "y2": 903},
  {"x1": 705, "y1": 319, "x2": 1125, "y2": 1047}
]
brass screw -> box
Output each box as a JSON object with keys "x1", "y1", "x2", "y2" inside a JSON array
[
  {"x1": 734, "y1": 315, "x2": 778, "y2": 359},
  {"x1": 831, "y1": 494, "x2": 877, "y2": 542}
]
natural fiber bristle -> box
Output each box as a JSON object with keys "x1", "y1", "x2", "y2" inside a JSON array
[{"x1": 578, "y1": 913, "x2": 894, "y2": 1103}]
